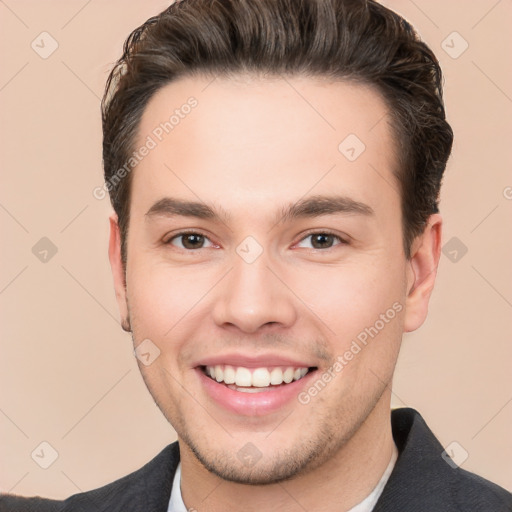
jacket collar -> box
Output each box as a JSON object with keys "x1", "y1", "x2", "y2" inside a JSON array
[
  {"x1": 141, "y1": 409, "x2": 446, "y2": 511},
  {"x1": 136, "y1": 408, "x2": 508, "y2": 511}
]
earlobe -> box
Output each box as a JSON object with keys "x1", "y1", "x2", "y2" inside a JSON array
[
  {"x1": 108, "y1": 213, "x2": 131, "y2": 332},
  {"x1": 403, "y1": 214, "x2": 442, "y2": 333}
]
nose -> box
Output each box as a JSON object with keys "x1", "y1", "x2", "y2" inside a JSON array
[{"x1": 211, "y1": 249, "x2": 297, "y2": 334}]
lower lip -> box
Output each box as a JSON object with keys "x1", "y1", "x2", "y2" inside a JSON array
[{"x1": 196, "y1": 367, "x2": 317, "y2": 416}]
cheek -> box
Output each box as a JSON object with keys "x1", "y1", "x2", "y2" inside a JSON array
[
  {"x1": 288, "y1": 257, "x2": 405, "y2": 339},
  {"x1": 127, "y1": 262, "x2": 212, "y2": 333}
]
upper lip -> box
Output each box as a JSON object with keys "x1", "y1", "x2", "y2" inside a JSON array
[{"x1": 194, "y1": 353, "x2": 317, "y2": 369}]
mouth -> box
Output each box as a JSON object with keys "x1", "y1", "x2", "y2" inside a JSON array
[
  {"x1": 199, "y1": 364, "x2": 318, "y2": 393},
  {"x1": 196, "y1": 363, "x2": 318, "y2": 416}
]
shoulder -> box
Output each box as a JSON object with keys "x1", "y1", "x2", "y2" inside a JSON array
[
  {"x1": 0, "y1": 442, "x2": 180, "y2": 512},
  {"x1": 61, "y1": 442, "x2": 179, "y2": 512},
  {"x1": 374, "y1": 408, "x2": 512, "y2": 511},
  {"x1": 0, "y1": 495, "x2": 61, "y2": 512},
  {"x1": 450, "y1": 465, "x2": 512, "y2": 510}
]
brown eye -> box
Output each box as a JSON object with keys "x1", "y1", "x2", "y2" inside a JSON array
[
  {"x1": 296, "y1": 232, "x2": 345, "y2": 250},
  {"x1": 168, "y1": 232, "x2": 213, "y2": 250},
  {"x1": 311, "y1": 233, "x2": 336, "y2": 249}
]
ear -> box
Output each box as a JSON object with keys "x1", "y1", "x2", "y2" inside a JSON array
[
  {"x1": 403, "y1": 213, "x2": 442, "y2": 333},
  {"x1": 108, "y1": 213, "x2": 131, "y2": 332}
]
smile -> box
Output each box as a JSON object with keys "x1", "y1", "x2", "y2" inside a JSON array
[
  {"x1": 201, "y1": 364, "x2": 315, "y2": 391},
  {"x1": 197, "y1": 364, "x2": 318, "y2": 415}
]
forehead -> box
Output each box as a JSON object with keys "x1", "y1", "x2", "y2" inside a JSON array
[{"x1": 131, "y1": 74, "x2": 400, "y2": 222}]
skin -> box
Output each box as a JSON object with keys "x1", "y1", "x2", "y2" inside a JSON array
[{"x1": 108, "y1": 74, "x2": 441, "y2": 512}]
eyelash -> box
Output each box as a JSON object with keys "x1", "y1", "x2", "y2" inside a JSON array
[{"x1": 164, "y1": 230, "x2": 348, "y2": 251}]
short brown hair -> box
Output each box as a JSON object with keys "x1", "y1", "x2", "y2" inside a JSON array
[{"x1": 102, "y1": 0, "x2": 453, "y2": 263}]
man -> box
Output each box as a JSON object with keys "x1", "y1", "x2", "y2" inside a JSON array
[{"x1": 2, "y1": 0, "x2": 511, "y2": 510}]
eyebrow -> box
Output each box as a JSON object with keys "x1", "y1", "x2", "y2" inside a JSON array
[{"x1": 145, "y1": 194, "x2": 374, "y2": 224}]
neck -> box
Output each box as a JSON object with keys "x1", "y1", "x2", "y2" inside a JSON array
[{"x1": 179, "y1": 395, "x2": 396, "y2": 512}]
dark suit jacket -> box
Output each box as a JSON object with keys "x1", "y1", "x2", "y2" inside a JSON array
[{"x1": 2, "y1": 408, "x2": 511, "y2": 511}]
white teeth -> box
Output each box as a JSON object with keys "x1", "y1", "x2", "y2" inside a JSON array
[
  {"x1": 283, "y1": 367, "x2": 294, "y2": 383},
  {"x1": 223, "y1": 365, "x2": 236, "y2": 384},
  {"x1": 270, "y1": 367, "x2": 283, "y2": 385},
  {"x1": 204, "y1": 364, "x2": 311, "y2": 387},
  {"x1": 235, "y1": 367, "x2": 252, "y2": 387},
  {"x1": 251, "y1": 368, "x2": 270, "y2": 387},
  {"x1": 227, "y1": 384, "x2": 271, "y2": 393}
]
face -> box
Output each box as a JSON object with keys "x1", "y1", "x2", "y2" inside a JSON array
[{"x1": 109, "y1": 74, "x2": 440, "y2": 484}]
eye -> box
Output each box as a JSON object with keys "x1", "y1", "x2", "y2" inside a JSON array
[
  {"x1": 295, "y1": 232, "x2": 346, "y2": 250},
  {"x1": 166, "y1": 232, "x2": 215, "y2": 250}
]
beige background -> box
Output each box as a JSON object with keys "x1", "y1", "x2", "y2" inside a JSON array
[{"x1": 1, "y1": 0, "x2": 511, "y2": 499}]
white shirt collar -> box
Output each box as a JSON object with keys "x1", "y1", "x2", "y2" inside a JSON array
[{"x1": 167, "y1": 461, "x2": 187, "y2": 512}]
